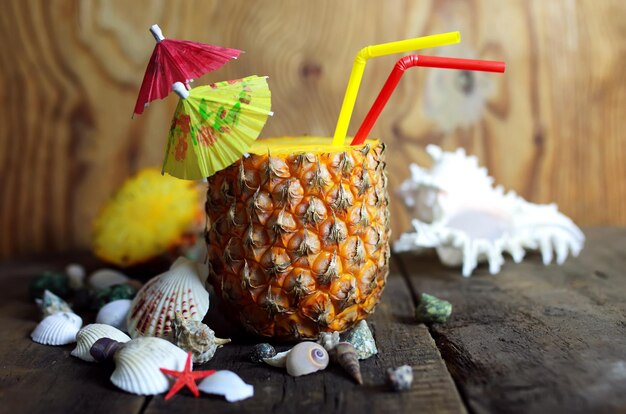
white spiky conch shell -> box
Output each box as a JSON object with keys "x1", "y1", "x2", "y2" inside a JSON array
[
  {"x1": 31, "y1": 312, "x2": 82, "y2": 345},
  {"x1": 96, "y1": 299, "x2": 132, "y2": 332},
  {"x1": 198, "y1": 371, "x2": 254, "y2": 402},
  {"x1": 126, "y1": 257, "x2": 209, "y2": 339},
  {"x1": 111, "y1": 337, "x2": 188, "y2": 395},
  {"x1": 395, "y1": 145, "x2": 585, "y2": 276},
  {"x1": 71, "y1": 324, "x2": 131, "y2": 362}
]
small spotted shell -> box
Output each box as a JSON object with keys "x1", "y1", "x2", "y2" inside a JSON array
[{"x1": 285, "y1": 342, "x2": 329, "y2": 377}]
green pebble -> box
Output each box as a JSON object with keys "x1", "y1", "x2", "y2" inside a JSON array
[
  {"x1": 30, "y1": 272, "x2": 70, "y2": 300},
  {"x1": 93, "y1": 284, "x2": 138, "y2": 309},
  {"x1": 415, "y1": 293, "x2": 452, "y2": 324}
]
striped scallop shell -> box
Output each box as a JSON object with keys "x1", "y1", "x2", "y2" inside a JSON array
[
  {"x1": 31, "y1": 312, "x2": 83, "y2": 346},
  {"x1": 71, "y1": 324, "x2": 131, "y2": 362},
  {"x1": 111, "y1": 337, "x2": 188, "y2": 395},
  {"x1": 126, "y1": 257, "x2": 209, "y2": 339}
]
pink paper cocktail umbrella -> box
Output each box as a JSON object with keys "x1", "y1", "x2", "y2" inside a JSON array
[{"x1": 133, "y1": 24, "x2": 241, "y2": 116}]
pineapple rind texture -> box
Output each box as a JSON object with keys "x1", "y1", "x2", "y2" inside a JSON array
[{"x1": 206, "y1": 141, "x2": 390, "y2": 340}]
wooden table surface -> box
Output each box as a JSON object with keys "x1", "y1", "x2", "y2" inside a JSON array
[{"x1": 1, "y1": 227, "x2": 625, "y2": 414}]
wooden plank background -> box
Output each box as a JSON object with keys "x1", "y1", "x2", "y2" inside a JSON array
[{"x1": 1, "y1": 0, "x2": 625, "y2": 260}]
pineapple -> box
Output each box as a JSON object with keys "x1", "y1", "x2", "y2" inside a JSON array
[{"x1": 206, "y1": 137, "x2": 390, "y2": 340}]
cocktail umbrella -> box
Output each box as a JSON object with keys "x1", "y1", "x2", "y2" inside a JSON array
[
  {"x1": 134, "y1": 24, "x2": 241, "y2": 116},
  {"x1": 162, "y1": 76, "x2": 272, "y2": 180}
]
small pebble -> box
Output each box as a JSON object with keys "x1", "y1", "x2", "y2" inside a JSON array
[
  {"x1": 249, "y1": 343, "x2": 276, "y2": 363},
  {"x1": 30, "y1": 271, "x2": 70, "y2": 300},
  {"x1": 93, "y1": 284, "x2": 138, "y2": 309},
  {"x1": 415, "y1": 293, "x2": 452, "y2": 324},
  {"x1": 387, "y1": 365, "x2": 413, "y2": 392}
]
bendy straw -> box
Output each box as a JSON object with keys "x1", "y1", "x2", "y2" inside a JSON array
[
  {"x1": 351, "y1": 54, "x2": 505, "y2": 145},
  {"x1": 331, "y1": 32, "x2": 461, "y2": 146}
]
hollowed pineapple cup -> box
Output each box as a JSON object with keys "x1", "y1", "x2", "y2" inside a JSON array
[{"x1": 206, "y1": 137, "x2": 390, "y2": 340}]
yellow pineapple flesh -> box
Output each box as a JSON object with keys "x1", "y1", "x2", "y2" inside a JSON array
[{"x1": 206, "y1": 137, "x2": 390, "y2": 340}]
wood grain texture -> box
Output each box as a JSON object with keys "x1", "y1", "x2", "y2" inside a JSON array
[
  {"x1": 0, "y1": 255, "x2": 465, "y2": 414},
  {"x1": 1, "y1": 0, "x2": 625, "y2": 259},
  {"x1": 396, "y1": 227, "x2": 626, "y2": 413}
]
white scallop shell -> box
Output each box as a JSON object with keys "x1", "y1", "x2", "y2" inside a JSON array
[
  {"x1": 31, "y1": 312, "x2": 82, "y2": 346},
  {"x1": 198, "y1": 371, "x2": 254, "y2": 402},
  {"x1": 111, "y1": 337, "x2": 188, "y2": 395},
  {"x1": 285, "y1": 342, "x2": 329, "y2": 377},
  {"x1": 126, "y1": 257, "x2": 209, "y2": 339},
  {"x1": 89, "y1": 268, "x2": 129, "y2": 290},
  {"x1": 96, "y1": 299, "x2": 132, "y2": 332},
  {"x1": 396, "y1": 145, "x2": 585, "y2": 276},
  {"x1": 71, "y1": 324, "x2": 131, "y2": 362}
]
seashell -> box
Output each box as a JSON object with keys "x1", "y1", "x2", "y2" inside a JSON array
[
  {"x1": 96, "y1": 299, "x2": 132, "y2": 331},
  {"x1": 90, "y1": 337, "x2": 126, "y2": 362},
  {"x1": 31, "y1": 312, "x2": 82, "y2": 346},
  {"x1": 35, "y1": 289, "x2": 73, "y2": 318},
  {"x1": 387, "y1": 365, "x2": 413, "y2": 392},
  {"x1": 172, "y1": 312, "x2": 230, "y2": 364},
  {"x1": 396, "y1": 145, "x2": 585, "y2": 276},
  {"x1": 317, "y1": 331, "x2": 340, "y2": 352},
  {"x1": 198, "y1": 370, "x2": 254, "y2": 402},
  {"x1": 342, "y1": 320, "x2": 378, "y2": 360},
  {"x1": 415, "y1": 293, "x2": 452, "y2": 324},
  {"x1": 89, "y1": 269, "x2": 130, "y2": 290},
  {"x1": 71, "y1": 324, "x2": 131, "y2": 362},
  {"x1": 285, "y1": 342, "x2": 329, "y2": 377},
  {"x1": 127, "y1": 257, "x2": 209, "y2": 340},
  {"x1": 333, "y1": 342, "x2": 362, "y2": 384},
  {"x1": 263, "y1": 350, "x2": 290, "y2": 368},
  {"x1": 66, "y1": 263, "x2": 86, "y2": 290},
  {"x1": 93, "y1": 337, "x2": 188, "y2": 395},
  {"x1": 249, "y1": 343, "x2": 276, "y2": 363}
]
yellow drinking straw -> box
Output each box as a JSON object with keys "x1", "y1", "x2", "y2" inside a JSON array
[{"x1": 332, "y1": 31, "x2": 461, "y2": 146}]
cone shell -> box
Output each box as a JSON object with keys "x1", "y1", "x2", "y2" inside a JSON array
[
  {"x1": 71, "y1": 324, "x2": 131, "y2": 362},
  {"x1": 96, "y1": 299, "x2": 132, "y2": 331},
  {"x1": 198, "y1": 371, "x2": 254, "y2": 402},
  {"x1": 31, "y1": 312, "x2": 82, "y2": 345},
  {"x1": 111, "y1": 337, "x2": 188, "y2": 395},
  {"x1": 285, "y1": 342, "x2": 329, "y2": 377},
  {"x1": 334, "y1": 342, "x2": 362, "y2": 384},
  {"x1": 126, "y1": 257, "x2": 209, "y2": 339}
]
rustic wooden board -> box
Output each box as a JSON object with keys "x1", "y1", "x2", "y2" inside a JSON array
[
  {"x1": 0, "y1": 256, "x2": 465, "y2": 414},
  {"x1": 144, "y1": 270, "x2": 466, "y2": 413},
  {"x1": 1, "y1": 0, "x2": 625, "y2": 260},
  {"x1": 396, "y1": 227, "x2": 626, "y2": 414}
]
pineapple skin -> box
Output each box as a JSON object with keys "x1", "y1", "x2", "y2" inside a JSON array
[{"x1": 205, "y1": 142, "x2": 390, "y2": 340}]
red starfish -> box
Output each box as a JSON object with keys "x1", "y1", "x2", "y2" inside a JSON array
[{"x1": 160, "y1": 352, "x2": 216, "y2": 400}]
